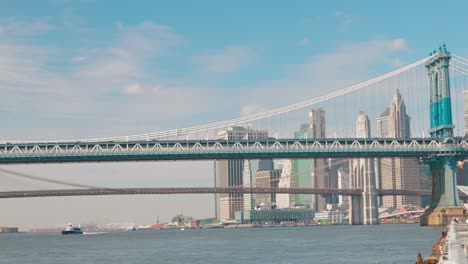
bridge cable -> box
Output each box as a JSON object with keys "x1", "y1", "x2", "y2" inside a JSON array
[
  {"x1": 0, "y1": 167, "x2": 105, "y2": 190},
  {"x1": 17, "y1": 55, "x2": 434, "y2": 144}
]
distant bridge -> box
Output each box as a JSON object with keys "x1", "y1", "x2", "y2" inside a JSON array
[{"x1": 0, "y1": 187, "x2": 463, "y2": 199}]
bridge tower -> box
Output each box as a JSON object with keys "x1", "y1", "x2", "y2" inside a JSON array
[
  {"x1": 421, "y1": 45, "x2": 465, "y2": 226},
  {"x1": 349, "y1": 112, "x2": 379, "y2": 225}
]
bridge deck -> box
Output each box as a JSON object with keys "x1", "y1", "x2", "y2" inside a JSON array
[{"x1": 1, "y1": 138, "x2": 467, "y2": 164}]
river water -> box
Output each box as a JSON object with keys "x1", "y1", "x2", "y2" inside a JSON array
[{"x1": 0, "y1": 224, "x2": 442, "y2": 263}]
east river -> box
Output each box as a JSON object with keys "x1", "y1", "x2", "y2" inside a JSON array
[{"x1": 0, "y1": 224, "x2": 442, "y2": 263}]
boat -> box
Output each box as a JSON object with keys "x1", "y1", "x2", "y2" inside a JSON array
[
  {"x1": 61, "y1": 223, "x2": 83, "y2": 235},
  {"x1": 126, "y1": 226, "x2": 137, "y2": 231}
]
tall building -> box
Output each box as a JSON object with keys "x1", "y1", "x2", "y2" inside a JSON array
[
  {"x1": 292, "y1": 130, "x2": 313, "y2": 207},
  {"x1": 288, "y1": 109, "x2": 328, "y2": 212},
  {"x1": 243, "y1": 159, "x2": 274, "y2": 211},
  {"x1": 349, "y1": 113, "x2": 379, "y2": 224},
  {"x1": 377, "y1": 90, "x2": 421, "y2": 208},
  {"x1": 309, "y1": 109, "x2": 328, "y2": 212},
  {"x1": 255, "y1": 169, "x2": 281, "y2": 208},
  {"x1": 215, "y1": 127, "x2": 268, "y2": 220}
]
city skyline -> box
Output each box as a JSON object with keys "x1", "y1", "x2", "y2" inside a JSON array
[{"x1": 2, "y1": 0, "x2": 468, "y2": 229}]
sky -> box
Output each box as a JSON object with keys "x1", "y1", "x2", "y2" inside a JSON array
[{"x1": 1, "y1": 0, "x2": 468, "y2": 229}]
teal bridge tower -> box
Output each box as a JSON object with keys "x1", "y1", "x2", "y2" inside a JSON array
[{"x1": 422, "y1": 45, "x2": 464, "y2": 225}]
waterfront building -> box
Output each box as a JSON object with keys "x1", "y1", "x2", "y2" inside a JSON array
[
  {"x1": 376, "y1": 90, "x2": 421, "y2": 208},
  {"x1": 255, "y1": 169, "x2": 281, "y2": 209},
  {"x1": 0, "y1": 227, "x2": 18, "y2": 233},
  {"x1": 234, "y1": 209, "x2": 315, "y2": 224},
  {"x1": 314, "y1": 210, "x2": 347, "y2": 224},
  {"x1": 215, "y1": 126, "x2": 269, "y2": 220},
  {"x1": 171, "y1": 214, "x2": 198, "y2": 228}
]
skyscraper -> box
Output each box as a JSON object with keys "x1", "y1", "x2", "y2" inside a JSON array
[
  {"x1": 309, "y1": 109, "x2": 328, "y2": 212},
  {"x1": 215, "y1": 127, "x2": 268, "y2": 220},
  {"x1": 255, "y1": 169, "x2": 281, "y2": 208},
  {"x1": 377, "y1": 90, "x2": 421, "y2": 208},
  {"x1": 243, "y1": 159, "x2": 274, "y2": 211}
]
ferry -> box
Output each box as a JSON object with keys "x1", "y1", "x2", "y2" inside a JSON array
[
  {"x1": 126, "y1": 226, "x2": 137, "y2": 231},
  {"x1": 61, "y1": 223, "x2": 83, "y2": 235}
]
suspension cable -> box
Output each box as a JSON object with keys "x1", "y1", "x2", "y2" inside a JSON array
[
  {"x1": 9, "y1": 55, "x2": 435, "y2": 144},
  {"x1": 0, "y1": 167, "x2": 103, "y2": 189}
]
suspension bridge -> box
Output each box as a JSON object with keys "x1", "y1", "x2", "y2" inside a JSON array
[{"x1": 2, "y1": 46, "x2": 468, "y2": 225}]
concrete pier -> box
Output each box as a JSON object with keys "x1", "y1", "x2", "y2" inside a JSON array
[{"x1": 421, "y1": 218, "x2": 468, "y2": 263}]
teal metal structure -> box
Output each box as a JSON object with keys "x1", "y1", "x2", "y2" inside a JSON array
[{"x1": 425, "y1": 45, "x2": 461, "y2": 208}]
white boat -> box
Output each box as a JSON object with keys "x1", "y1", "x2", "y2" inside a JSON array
[
  {"x1": 62, "y1": 223, "x2": 83, "y2": 235},
  {"x1": 126, "y1": 226, "x2": 137, "y2": 231}
]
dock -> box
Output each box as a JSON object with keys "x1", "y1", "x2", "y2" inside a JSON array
[{"x1": 419, "y1": 218, "x2": 468, "y2": 263}]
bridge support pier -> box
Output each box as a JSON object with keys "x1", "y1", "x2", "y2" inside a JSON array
[
  {"x1": 349, "y1": 195, "x2": 363, "y2": 225},
  {"x1": 349, "y1": 158, "x2": 379, "y2": 225},
  {"x1": 420, "y1": 156, "x2": 465, "y2": 226}
]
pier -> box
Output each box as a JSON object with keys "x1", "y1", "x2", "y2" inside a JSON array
[{"x1": 420, "y1": 218, "x2": 468, "y2": 263}]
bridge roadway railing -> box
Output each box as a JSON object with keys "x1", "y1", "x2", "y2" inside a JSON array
[
  {"x1": 0, "y1": 187, "x2": 442, "y2": 199},
  {"x1": 0, "y1": 187, "x2": 466, "y2": 199},
  {"x1": 0, "y1": 137, "x2": 467, "y2": 164}
]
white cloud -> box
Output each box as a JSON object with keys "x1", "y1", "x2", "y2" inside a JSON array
[
  {"x1": 0, "y1": 17, "x2": 55, "y2": 36},
  {"x1": 123, "y1": 83, "x2": 143, "y2": 94},
  {"x1": 389, "y1": 38, "x2": 407, "y2": 51},
  {"x1": 241, "y1": 104, "x2": 266, "y2": 116},
  {"x1": 71, "y1": 56, "x2": 87, "y2": 62},
  {"x1": 334, "y1": 11, "x2": 359, "y2": 32},
  {"x1": 194, "y1": 45, "x2": 255, "y2": 74},
  {"x1": 240, "y1": 38, "x2": 411, "y2": 114},
  {"x1": 74, "y1": 21, "x2": 182, "y2": 83},
  {"x1": 299, "y1": 37, "x2": 310, "y2": 46},
  {"x1": 0, "y1": 26, "x2": 4, "y2": 33}
]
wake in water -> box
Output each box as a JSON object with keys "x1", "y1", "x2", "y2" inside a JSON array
[{"x1": 83, "y1": 232, "x2": 108, "y2": 235}]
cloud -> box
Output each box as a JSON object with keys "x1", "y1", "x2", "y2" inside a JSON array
[
  {"x1": 299, "y1": 37, "x2": 310, "y2": 46},
  {"x1": 241, "y1": 104, "x2": 267, "y2": 116},
  {"x1": 194, "y1": 45, "x2": 255, "y2": 74},
  {"x1": 334, "y1": 11, "x2": 359, "y2": 32},
  {"x1": 123, "y1": 83, "x2": 143, "y2": 94},
  {"x1": 389, "y1": 38, "x2": 407, "y2": 51},
  {"x1": 239, "y1": 38, "x2": 411, "y2": 115},
  {"x1": 0, "y1": 17, "x2": 55, "y2": 36},
  {"x1": 73, "y1": 21, "x2": 183, "y2": 85},
  {"x1": 71, "y1": 56, "x2": 87, "y2": 62}
]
